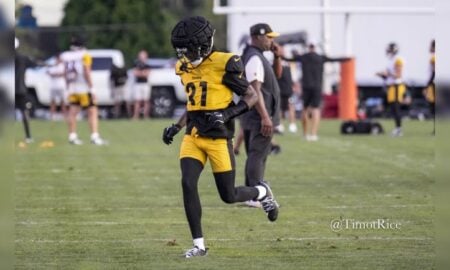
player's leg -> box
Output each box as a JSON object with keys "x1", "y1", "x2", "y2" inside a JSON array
[
  {"x1": 208, "y1": 138, "x2": 278, "y2": 221},
  {"x1": 49, "y1": 93, "x2": 56, "y2": 121},
  {"x1": 390, "y1": 101, "x2": 402, "y2": 136},
  {"x1": 67, "y1": 94, "x2": 82, "y2": 144},
  {"x1": 60, "y1": 98, "x2": 67, "y2": 120},
  {"x1": 133, "y1": 85, "x2": 142, "y2": 119},
  {"x1": 309, "y1": 90, "x2": 321, "y2": 140},
  {"x1": 180, "y1": 158, "x2": 204, "y2": 240},
  {"x1": 210, "y1": 139, "x2": 258, "y2": 203},
  {"x1": 310, "y1": 108, "x2": 321, "y2": 141},
  {"x1": 301, "y1": 108, "x2": 308, "y2": 138},
  {"x1": 288, "y1": 97, "x2": 297, "y2": 133},
  {"x1": 179, "y1": 134, "x2": 209, "y2": 257},
  {"x1": 16, "y1": 95, "x2": 32, "y2": 142},
  {"x1": 143, "y1": 100, "x2": 150, "y2": 119},
  {"x1": 143, "y1": 85, "x2": 151, "y2": 118},
  {"x1": 84, "y1": 93, "x2": 106, "y2": 145},
  {"x1": 302, "y1": 91, "x2": 313, "y2": 139}
]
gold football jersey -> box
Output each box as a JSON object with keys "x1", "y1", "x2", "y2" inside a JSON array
[{"x1": 176, "y1": 52, "x2": 238, "y2": 111}]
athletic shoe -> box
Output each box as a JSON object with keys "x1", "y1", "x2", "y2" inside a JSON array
[
  {"x1": 244, "y1": 200, "x2": 262, "y2": 208},
  {"x1": 25, "y1": 138, "x2": 34, "y2": 144},
  {"x1": 307, "y1": 135, "x2": 319, "y2": 142},
  {"x1": 288, "y1": 123, "x2": 298, "y2": 133},
  {"x1": 270, "y1": 144, "x2": 281, "y2": 155},
  {"x1": 69, "y1": 138, "x2": 83, "y2": 145},
  {"x1": 91, "y1": 137, "x2": 108, "y2": 146},
  {"x1": 391, "y1": 128, "x2": 403, "y2": 137},
  {"x1": 184, "y1": 246, "x2": 208, "y2": 258},
  {"x1": 276, "y1": 124, "x2": 285, "y2": 134},
  {"x1": 258, "y1": 181, "x2": 279, "y2": 222}
]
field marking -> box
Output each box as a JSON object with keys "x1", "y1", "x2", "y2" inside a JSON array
[
  {"x1": 15, "y1": 204, "x2": 433, "y2": 212},
  {"x1": 325, "y1": 204, "x2": 433, "y2": 209},
  {"x1": 14, "y1": 236, "x2": 433, "y2": 244}
]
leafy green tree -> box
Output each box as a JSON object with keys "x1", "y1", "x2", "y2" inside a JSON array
[
  {"x1": 61, "y1": 0, "x2": 177, "y2": 65},
  {"x1": 61, "y1": 0, "x2": 227, "y2": 66}
]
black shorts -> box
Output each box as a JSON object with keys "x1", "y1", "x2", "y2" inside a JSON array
[
  {"x1": 280, "y1": 96, "x2": 291, "y2": 112},
  {"x1": 302, "y1": 87, "x2": 321, "y2": 108}
]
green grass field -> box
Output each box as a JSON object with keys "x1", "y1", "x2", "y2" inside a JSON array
[{"x1": 15, "y1": 119, "x2": 434, "y2": 269}]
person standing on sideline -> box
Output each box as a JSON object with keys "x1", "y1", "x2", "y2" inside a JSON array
[
  {"x1": 62, "y1": 36, "x2": 106, "y2": 145},
  {"x1": 46, "y1": 53, "x2": 67, "y2": 121},
  {"x1": 282, "y1": 42, "x2": 349, "y2": 141},
  {"x1": 132, "y1": 50, "x2": 151, "y2": 119},
  {"x1": 110, "y1": 63, "x2": 128, "y2": 118},
  {"x1": 423, "y1": 39, "x2": 435, "y2": 135},
  {"x1": 376, "y1": 42, "x2": 406, "y2": 137},
  {"x1": 241, "y1": 23, "x2": 282, "y2": 207},
  {"x1": 277, "y1": 60, "x2": 297, "y2": 133},
  {"x1": 15, "y1": 37, "x2": 35, "y2": 143},
  {"x1": 162, "y1": 16, "x2": 279, "y2": 258}
]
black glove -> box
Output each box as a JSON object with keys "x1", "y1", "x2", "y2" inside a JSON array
[
  {"x1": 162, "y1": 124, "x2": 181, "y2": 145},
  {"x1": 205, "y1": 111, "x2": 226, "y2": 129},
  {"x1": 205, "y1": 100, "x2": 249, "y2": 129}
]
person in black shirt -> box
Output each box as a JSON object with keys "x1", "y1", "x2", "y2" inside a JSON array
[
  {"x1": 283, "y1": 43, "x2": 349, "y2": 141},
  {"x1": 15, "y1": 38, "x2": 37, "y2": 143},
  {"x1": 132, "y1": 50, "x2": 151, "y2": 119},
  {"x1": 277, "y1": 61, "x2": 298, "y2": 133},
  {"x1": 110, "y1": 63, "x2": 128, "y2": 118}
]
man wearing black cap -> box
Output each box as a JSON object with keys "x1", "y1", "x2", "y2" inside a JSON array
[{"x1": 241, "y1": 23, "x2": 282, "y2": 207}]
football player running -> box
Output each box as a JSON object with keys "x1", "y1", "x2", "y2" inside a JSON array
[{"x1": 162, "y1": 16, "x2": 279, "y2": 258}]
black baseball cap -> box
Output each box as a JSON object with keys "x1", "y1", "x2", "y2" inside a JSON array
[{"x1": 250, "y1": 23, "x2": 280, "y2": 38}]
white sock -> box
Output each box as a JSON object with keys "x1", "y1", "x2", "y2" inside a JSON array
[
  {"x1": 256, "y1": 185, "x2": 267, "y2": 200},
  {"x1": 193, "y1": 237, "x2": 205, "y2": 250},
  {"x1": 69, "y1": 133, "x2": 78, "y2": 141},
  {"x1": 90, "y1": 132, "x2": 100, "y2": 140}
]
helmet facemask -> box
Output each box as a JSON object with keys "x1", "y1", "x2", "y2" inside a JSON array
[{"x1": 171, "y1": 17, "x2": 215, "y2": 70}]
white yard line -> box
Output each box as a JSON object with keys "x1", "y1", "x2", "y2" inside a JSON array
[
  {"x1": 14, "y1": 236, "x2": 433, "y2": 244},
  {"x1": 15, "y1": 204, "x2": 433, "y2": 212}
]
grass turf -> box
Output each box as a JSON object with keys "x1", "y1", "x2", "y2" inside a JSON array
[{"x1": 15, "y1": 119, "x2": 434, "y2": 269}]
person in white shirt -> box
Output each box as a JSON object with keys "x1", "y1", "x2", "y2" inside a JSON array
[
  {"x1": 46, "y1": 53, "x2": 66, "y2": 120},
  {"x1": 61, "y1": 37, "x2": 106, "y2": 145},
  {"x1": 376, "y1": 42, "x2": 406, "y2": 137}
]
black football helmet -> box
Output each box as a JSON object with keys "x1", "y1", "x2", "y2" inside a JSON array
[
  {"x1": 386, "y1": 42, "x2": 399, "y2": 55},
  {"x1": 171, "y1": 16, "x2": 215, "y2": 64}
]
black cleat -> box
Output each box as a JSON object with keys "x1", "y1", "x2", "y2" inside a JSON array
[{"x1": 258, "y1": 181, "x2": 279, "y2": 222}]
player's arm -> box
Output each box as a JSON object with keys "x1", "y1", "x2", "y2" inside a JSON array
[
  {"x1": 281, "y1": 53, "x2": 302, "y2": 62},
  {"x1": 243, "y1": 55, "x2": 273, "y2": 136},
  {"x1": 82, "y1": 54, "x2": 94, "y2": 90},
  {"x1": 323, "y1": 55, "x2": 351, "y2": 63},
  {"x1": 222, "y1": 55, "x2": 258, "y2": 115},
  {"x1": 205, "y1": 55, "x2": 259, "y2": 129},
  {"x1": 271, "y1": 42, "x2": 283, "y2": 79},
  {"x1": 162, "y1": 67, "x2": 186, "y2": 145},
  {"x1": 162, "y1": 111, "x2": 186, "y2": 145},
  {"x1": 251, "y1": 79, "x2": 273, "y2": 137},
  {"x1": 427, "y1": 56, "x2": 435, "y2": 87},
  {"x1": 392, "y1": 58, "x2": 403, "y2": 82}
]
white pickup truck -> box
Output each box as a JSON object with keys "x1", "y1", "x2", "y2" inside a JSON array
[{"x1": 25, "y1": 49, "x2": 185, "y2": 118}]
